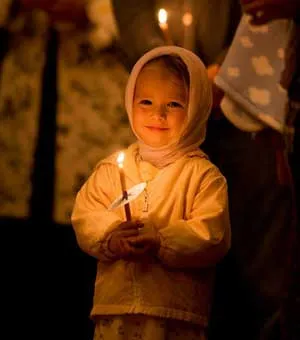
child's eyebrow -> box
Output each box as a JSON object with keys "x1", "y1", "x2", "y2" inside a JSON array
[
  {"x1": 133, "y1": 94, "x2": 151, "y2": 100},
  {"x1": 169, "y1": 91, "x2": 188, "y2": 102}
]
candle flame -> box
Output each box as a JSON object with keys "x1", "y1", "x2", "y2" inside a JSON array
[
  {"x1": 117, "y1": 152, "x2": 125, "y2": 168},
  {"x1": 158, "y1": 8, "x2": 168, "y2": 25},
  {"x1": 182, "y1": 12, "x2": 193, "y2": 27}
]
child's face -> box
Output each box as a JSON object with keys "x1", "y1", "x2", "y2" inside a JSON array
[{"x1": 132, "y1": 61, "x2": 188, "y2": 148}]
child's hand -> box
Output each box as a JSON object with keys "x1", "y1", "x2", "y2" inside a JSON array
[
  {"x1": 129, "y1": 221, "x2": 161, "y2": 255},
  {"x1": 107, "y1": 220, "x2": 149, "y2": 260}
]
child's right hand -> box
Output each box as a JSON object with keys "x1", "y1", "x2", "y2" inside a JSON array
[
  {"x1": 107, "y1": 220, "x2": 148, "y2": 260},
  {"x1": 128, "y1": 221, "x2": 161, "y2": 255}
]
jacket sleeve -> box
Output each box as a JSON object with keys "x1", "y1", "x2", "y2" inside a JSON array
[
  {"x1": 157, "y1": 167, "x2": 231, "y2": 269},
  {"x1": 71, "y1": 164, "x2": 123, "y2": 261}
]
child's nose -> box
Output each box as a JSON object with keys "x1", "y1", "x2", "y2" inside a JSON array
[{"x1": 151, "y1": 105, "x2": 167, "y2": 119}]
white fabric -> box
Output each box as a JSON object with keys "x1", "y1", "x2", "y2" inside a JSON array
[
  {"x1": 215, "y1": 15, "x2": 291, "y2": 133},
  {"x1": 125, "y1": 46, "x2": 213, "y2": 168},
  {"x1": 71, "y1": 143, "x2": 230, "y2": 325}
]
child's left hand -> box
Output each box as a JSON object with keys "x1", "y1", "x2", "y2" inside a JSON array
[{"x1": 129, "y1": 221, "x2": 161, "y2": 255}]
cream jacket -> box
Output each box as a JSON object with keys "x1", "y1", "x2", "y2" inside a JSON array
[{"x1": 72, "y1": 144, "x2": 230, "y2": 326}]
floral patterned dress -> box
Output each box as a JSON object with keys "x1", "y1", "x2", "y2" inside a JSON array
[
  {"x1": 0, "y1": 1, "x2": 135, "y2": 224},
  {"x1": 93, "y1": 315, "x2": 206, "y2": 340}
]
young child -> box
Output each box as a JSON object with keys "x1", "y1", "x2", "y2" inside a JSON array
[{"x1": 71, "y1": 46, "x2": 231, "y2": 340}]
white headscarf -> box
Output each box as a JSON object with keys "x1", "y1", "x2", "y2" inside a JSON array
[{"x1": 125, "y1": 46, "x2": 212, "y2": 168}]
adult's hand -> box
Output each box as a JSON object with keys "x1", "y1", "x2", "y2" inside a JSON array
[{"x1": 240, "y1": 0, "x2": 300, "y2": 25}]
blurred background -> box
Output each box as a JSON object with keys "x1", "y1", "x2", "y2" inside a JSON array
[{"x1": 0, "y1": 0, "x2": 299, "y2": 339}]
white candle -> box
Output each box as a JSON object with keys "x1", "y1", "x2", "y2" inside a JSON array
[
  {"x1": 182, "y1": 10, "x2": 193, "y2": 50},
  {"x1": 158, "y1": 8, "x2": 173, "y2": 45},
  {"x1": 117, "y1": 152, "x2": 131, "y2": 221},
  {"x1": 117, "y1": 152, "x2": 126, "y2": 193}
]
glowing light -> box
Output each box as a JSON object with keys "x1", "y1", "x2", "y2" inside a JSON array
[
  {"x1": 117, "y1": 152, "x2": 125, "y2": 168},
  {"x1": 158, "y1": 8, "x2": 168, "y2": 25},
  {"x1": 182, "y1": 12, "x2": 193, "y2": 27}
]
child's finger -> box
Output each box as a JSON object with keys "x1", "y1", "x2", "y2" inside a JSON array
[
  {"x1": 119, "y1": 239, "x2": 130, "y2": 255},
  {"x1": 118, "y1": 229, "x2": 139, "y2": 238},
  {"x1": 118, "y1": 221, "x2": 142, "y2": 230},
  {"x1": 120, "y1": 239, "x2": 138, "y2": 255},
  {"x1": 130, "y1": 235, "x2": 151, "y2": 244},
  {"x1": 131, "y1": 245, "x2": 151, "y2": 255}
]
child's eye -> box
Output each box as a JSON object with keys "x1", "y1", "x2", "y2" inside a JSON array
[
  {"x1": 167, "y1": 101, "x2": 183, "y2": 108},
  {"x1": 140, "y1": 99, "x2": 152, "y2": 105}
]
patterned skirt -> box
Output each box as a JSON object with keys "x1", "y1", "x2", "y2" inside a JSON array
[{"x1": 93, "y1": 314, "x2": 206, "y2": 340}]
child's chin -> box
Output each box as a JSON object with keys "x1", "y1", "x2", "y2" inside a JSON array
[
  {"x1": 147, "y1": 141, "x2": 168, "y2": 148},
  {"x1": 141, "y1": 134, "x2": 169, "y2": 148}
]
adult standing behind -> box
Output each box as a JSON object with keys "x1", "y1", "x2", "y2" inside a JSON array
[
  {"x1": 0, "y1": 0, "x2": 134, "y2": 338},
  {"x1": 241, "y1": 2, "x2": 300, "y2": 339},
  {"x1": 210, "y1": 1, "x2": 300, "y2": 339}
]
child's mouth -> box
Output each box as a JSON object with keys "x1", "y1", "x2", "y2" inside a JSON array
[{"x1": 146, "y1": 126, "x2": 169, "y2": 131}]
